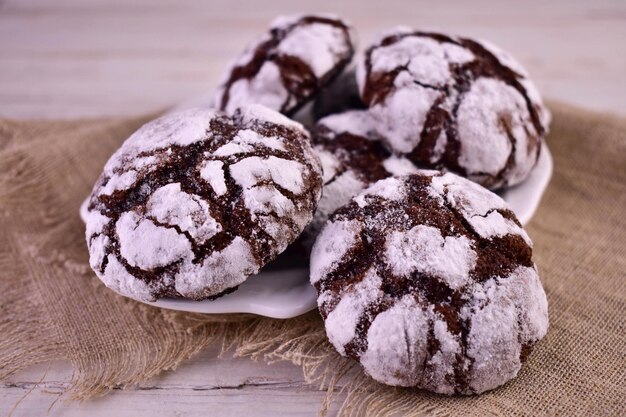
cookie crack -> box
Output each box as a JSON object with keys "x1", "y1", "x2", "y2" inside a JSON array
[
  {"x1": 413, "y1": 79, "x2": 445, "y2": 91},
  {"x1": 218, "y1": 15, "x2": 354, "y2": 116},
  {"x1": 143, "y1": 216, "x2": 226, "y2": 265},
  {"x1": 90, "y1": 115, "x2": 319, "y2": 299},
  {"x1": 459, "y1": 38, "x2": 545, "y2": 136}
]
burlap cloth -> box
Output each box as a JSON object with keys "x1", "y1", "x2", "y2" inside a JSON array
[{"x1": 0, "y1": 102, "x2": 624, "y2": 416}]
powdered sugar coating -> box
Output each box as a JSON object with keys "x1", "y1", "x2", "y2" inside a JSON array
[
  {"x1": 85, "y1": 105, "x2": 322, "y2": 302},
  {"x1": 146, "y1": 183, "x2": 222, "y2": 244},
  {"x1": 385, "y1": 225, "x2": 476, "y2": 290},
  {"x1": 323, "y1": 268, "x2": 383, "y2": 355},
  {"x1": 359, "y1": 296, "x2": 430, "y2": 387},
  {"x1": 311, "y1": 171, "x2": 548, "y2": 394},
  {"x1": 116, "y1": 210, "x2": 191, "y2": 270},
  {"x1": 174, "y1": 237, "x2": 258, "y2": 299},
  {"x1": 456, "y1": 77, "x2": 540, "y2": 185},
  {"x1": 357, "y1": 29, "x2": 550, "y2": 189},
  {"x1": 353, "y1": 176, "x2": 407, "y2": 206},
  {"x1": 230, "y1": 156, "x2": 305, "y2": 194},
  {"x1": 302, "y1": 110, "x2": 418, "y2": 246},
  {"x1": 200, "y1": 160, "x2": 227, "y2": 196},
  {"x1": 213, "y1": 14, "x2": 355, "y2": 116},
  {"x1": 429, "y1": 174, "x2": 531, "y2": 244},
  {"x1": 462, "y1": 265, "x2": 549, "y2": 393},
  {"x1": 369, "y1": 84, "x2": 441, "y2": 154},
  {"x1": 310, "y1": 219, "x2": 363, "y2": 285}
]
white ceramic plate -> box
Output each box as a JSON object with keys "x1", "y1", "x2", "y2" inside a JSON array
[
  {"x1": 500, "y1": 142, "x2": 553, "y2": 225},
  {"x1": 81, "y1": 143, "x2": 552, "y2": 319}
]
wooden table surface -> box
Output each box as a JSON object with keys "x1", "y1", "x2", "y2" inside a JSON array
[{"x1": 1, "y1": 0, "x2": 624, "y2": 416}]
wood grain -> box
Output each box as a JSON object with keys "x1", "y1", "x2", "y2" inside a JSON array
[
  {"x1": 1, "y1": 347, "x2": 344, "y2": 416},
  {"x1": 0, "y1": 0, "x2": 624, "y2": 415},
  {"x1": 1, "y1": 0, "x2": 625, "y2": 119}
]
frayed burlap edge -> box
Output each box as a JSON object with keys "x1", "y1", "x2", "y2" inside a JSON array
[{"x1": 1, "y1": 103, "x2": 624, "y2": 417}]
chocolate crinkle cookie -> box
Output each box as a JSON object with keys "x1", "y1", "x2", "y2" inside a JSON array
[
  {"x1": 212, "y1": 14, "x2": 355, "y2": 117},
  {"x1": 357, "y1": 27, "x2": 551, "y2": 189},
  {"x1": 84, "y1": 104, "x2": 322, "y2": 302},
  {"x1": 302, "y1": 110, "x2": 417, "y2": 244},
  {"x1": 310, "y1": 172, "x2": 548, "y2": 394}
]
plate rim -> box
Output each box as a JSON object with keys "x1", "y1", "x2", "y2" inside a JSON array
[{"x1": 81, "y1": 141, "x2": 553, "y2": 319}]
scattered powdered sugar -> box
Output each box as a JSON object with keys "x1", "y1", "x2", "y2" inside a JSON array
[
  {"x1": 461, "y1": 265, "x2": 548, "y2": 393},
  {"x1": 88, "y1": 234, "x2": 109, "y2": 274},
  {"x1": 310, "y1": 219, "x2": 363, "y2": 284},
  {"x1": 303, "y1": 110, "x2": 421, "y2": 245},
  {"x1": 369, "y1": 35, "x2": 450, "y2": 87},
  {"x1": 360, "y1": 295, "x2": 431, "y2": 386},
  {"x1": 456, "y1": 77, "x2": 528, "y2": 178},
  {"x1": 317, "y1": 110, "x2": 379, "y2": 139},
  {"x1": 315, "y1": 148, "x2": 341, "y2": 183},
  {"x1": 101, "y1": 255, "x2": 154, "y2": 301},
  {"x1": 441, "y1": 41, "x2": 475, "y2": 64},
  {"x1": 241, "y1": 185, "x2": 294, "y2": 218},
  {"x1": 311, "y1": 170, "x2": 365, "y2": 231},
  {"x1": 385, "y1": 225, "x2": 477, "y2": 290},
  {"x1": 354, "y1": 177, "x2": 406, "y2": 207},
  {"x1": 323, "y1": 268, "x2": 383, "y2": 355},
  {"x1": 85, "y1": 209, "x2": 110, "y2": 241},
  {"x1": 146, "y1": 183, "x2": 222, "y2": 244},
  {"x1": 124, "y1": 108, "x2": 215, "y2": 152},
  {"x1": 429, "y1": 172, "x2": 531, "y2": 244},
  {"x1": 404, "y1": 40, "x2": 452, "y2": 87},
  {"x1": 369, "y1": 85, "x2": 441, "y2": 153},
  {"x1": 430, "y1": 172, "x2": 508, "y2": 216},
  {"x1": 430, "y1": 129, "x2": 448, "y2": 164},
  {"x1": 212, "y1": 128, "x2": 287, "y2": 156},
  {"x1": 235, "y1": 129, "x2": 286, "y2": 151},
  {"x1": 426, "y1": 317, "x2": 462, "y2": 394},
  {"x1": 355, "y1": 25, "x2": 410, "y2": 94},
  {"x1": 238, "y1": 103, "x2": 305, "y2": 131},
  {"x1": 213, "y1": 142, "x2": 253, "y2": 156},
  {"x1": 199, "y1": 160, "x2": 228, "y2": 196},
  {"x1": 229, "y1": 155, "x2": 305, "y2": 194},
  {"x1": 225, "y1": 63, "x2": 290, "y2": 115},
  {"x1": 210, "y1": 32, "x2": 272, "y2": 105},
  {"x1": 234, "y1": 33, "x2": 273, "y2": 68},
  {"x1": 520, "y1": 77, "x2": 551, "y2": 131},
  {"x1": 129, "y1": 155, "x2": 158, "y2": 172},
  {"x1": 116, "y1": 211, "x2": 191, "y2": 270},
  {"x1": 277, "y1": 22, "x2": 349, "y2": 78},
  {"x1": 174, "y1": 237, "x2": 258, "y2": 298},
  {"x1": 382, "y1": 155, "x2": 419, "y2": 176},
  {"x1": 512, "y1": 267, "x2": 550, "y2": 341},
  {"x1": 97, "y1": 108, "x2": 216, "y2": 197},
  {"x1": 468, "y1": 210, "x2": 531, "y2": 246},
  {"x1": 98, "y1": 170, "x2": 138, "y2": 196}
]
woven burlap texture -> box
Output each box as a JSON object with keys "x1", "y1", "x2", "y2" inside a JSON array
[{"x1": 0, "y1": 103, "x2": 624, "y2": 416}]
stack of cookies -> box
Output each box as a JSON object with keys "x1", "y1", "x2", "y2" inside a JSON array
[{"x1": 83, "y1": 14, "x2": 549, "y2": 395}]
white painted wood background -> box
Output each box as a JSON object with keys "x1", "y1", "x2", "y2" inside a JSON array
[{"x1": 0, "y1": 0, "x2": 624, "y2": 415}]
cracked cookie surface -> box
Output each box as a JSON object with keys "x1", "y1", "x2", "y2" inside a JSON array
[
  {"x1": 310, "y1": 172, "x2": 548, "y2": 394},
  {"x1": 357, "y1": 27, "x2": 551, "y2": 189},
  {"x1": 302, "y1": 110, "x2": 418, "y2": 246},
  {"x1": 213, "y1": 14, "x2": 355, "y2": 117},
  {"x1": 85, "y1": 105, "x2": 322, "y2": 302}
]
